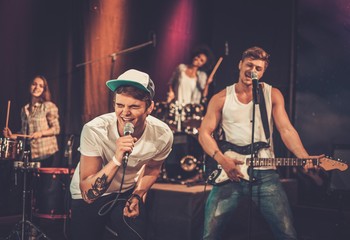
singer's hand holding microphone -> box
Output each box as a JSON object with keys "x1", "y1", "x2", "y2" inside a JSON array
[
  {"x1": 113, "y1": 122, "x2": 135, "y2": 168},
  {"x1": 116, "y1": 122, "x2": 140, "y2": 218}
]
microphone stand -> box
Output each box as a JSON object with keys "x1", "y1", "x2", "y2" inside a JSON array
[
  {"x1": 75, "y1": 37, "x2": 155, "y2": 110},
  {"x1": 75, "y1": 38, "x2": 155, "y2": 80},
  {"x1": 248, "y1": 77, "x2": 259, "y2": 240},
  {"x1": 64, "y1": 134, "x2": 74, "y2": 239},
  {"x1": 66, "y1": 134, "x2": 74, "y2": 174}
]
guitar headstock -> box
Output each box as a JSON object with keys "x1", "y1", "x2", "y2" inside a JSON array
[{"x1": 319, "y1": 156, "x2": 348, "y2": 171}]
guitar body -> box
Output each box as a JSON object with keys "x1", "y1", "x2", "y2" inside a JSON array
[{"x1": 206, "y1": 141, "x2": 270, "y2": 185}]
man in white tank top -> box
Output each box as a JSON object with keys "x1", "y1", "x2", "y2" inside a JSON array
[{"x1": 199, "y1": 46, "x2": 321, "y2": 240}]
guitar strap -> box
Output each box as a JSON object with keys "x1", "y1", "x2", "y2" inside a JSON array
[{"x1": 259, "y1": 84, "x2": 270, "y2": 143}]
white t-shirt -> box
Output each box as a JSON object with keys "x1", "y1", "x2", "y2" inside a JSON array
[{"x1": 70, "y1": 112, "x2": 173, "y2": 199}]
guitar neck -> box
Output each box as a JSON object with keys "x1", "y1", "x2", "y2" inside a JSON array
[
  {"x1": 245, "y1": 157, "x2": 319, "y2": 167},
  {"x1": 221, "y1": 141, "x2": 347, "y2": 171}
]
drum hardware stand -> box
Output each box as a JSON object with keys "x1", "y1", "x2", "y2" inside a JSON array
[
  {"x1": 6, "y1": 151, "x2": 50, "y2": 240},
  {"x1": 63, "y1": 134, "x2": 75, "y2": 239},
  {"x1": 175, "y1": 101, "x2": 184, "y2": 132}
]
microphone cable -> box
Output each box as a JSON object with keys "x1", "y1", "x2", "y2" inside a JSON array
[
  {"x1": 98, "y1": 165, "x2": 126, "y2": 216},
  {"x1": 99, "y1": 122, "x2": 133, "y2": 215},
  {"x1": 121, "y1": 210, "x2": 145, "y2": 240},
  {"x1": 98, "y1": 158, "x2": 144, "y2": 240}
]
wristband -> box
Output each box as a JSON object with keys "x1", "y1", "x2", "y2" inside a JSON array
[
  {"x1": 129, "y1": 193, "x2": 142, "y2": 203},
  {"x1": 112, "y1": 155, "x2": 121, "y2": 167},
  {"x1": 212, "y1": 150, "x2": 219, "y2": 159}
]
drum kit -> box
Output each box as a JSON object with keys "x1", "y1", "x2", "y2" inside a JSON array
[
  {"x1": 152, "y1": 59, "x2": 224, "y2": 185},
  {"x1": 153, "y1": 101, "x2": 204, "y2": 135},
  {"x1": 152, "y1": 101, "x2": 206, "y2": 184},
  {"x1": 0, "y1": 138, "x2": 73, "y2": 239},
  {"x1": 0, "y1": 100, "x2": 74, "y2": 239}
]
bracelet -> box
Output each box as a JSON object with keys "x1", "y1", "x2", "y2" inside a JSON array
[
  {"x1": 112, "y1": 155, "x2": 121, "y2": 167},
  {"x1": 212, "y1": 150, "x2": 219, "y2": 159},
  {"x1": 129, "y1": 193, "x2": 142, "y2": 203}
]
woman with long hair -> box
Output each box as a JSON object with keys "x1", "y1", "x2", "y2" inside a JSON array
[
  {"x1": 3, "y1": 75, "x2": 60, "y2": 167},
  {"x1": 167, "y1": 44, "x2": 215, "y2": 105}
]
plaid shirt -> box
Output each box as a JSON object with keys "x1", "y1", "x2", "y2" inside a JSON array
[{"x1": 21, "y1": 101, "x2": 60, "y2": 160}]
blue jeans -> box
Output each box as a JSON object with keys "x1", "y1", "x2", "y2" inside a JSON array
[{"x1": 203, "y1": 170, "x2": 297, "y2": 240}]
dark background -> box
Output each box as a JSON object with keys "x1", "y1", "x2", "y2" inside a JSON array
[{"x1": 0, "y1": 0, "x2": 349, "y2": 226}]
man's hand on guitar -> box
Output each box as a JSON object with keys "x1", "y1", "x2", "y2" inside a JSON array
[
  {"x1": 303, "y1": 154, "x2": 325, "y2": 172},
  {"x1": 220, "y1": 157, "x2": 244, "y2": 182}
]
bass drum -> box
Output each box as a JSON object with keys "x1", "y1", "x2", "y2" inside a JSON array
[
  {"x1": 32, "y1": 168, "x2": 74, "y2": 219},
  {"x1": 163, "y1": 132, "x2": 203, "y2": 181},
  {"x1": 0, "y1": 161, "x2": 22, "y2": 216}
]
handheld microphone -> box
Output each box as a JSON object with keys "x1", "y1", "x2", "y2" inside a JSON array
[
  {"x1": 122, "y1": 122, "x2": 134, "y2": 166},
  {"x1": 251, "y1": 71, "x2": 259, "y2": 104}
]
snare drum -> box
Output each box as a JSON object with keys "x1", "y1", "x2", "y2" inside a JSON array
[
  {"x1": 32, "y1": 168, "x2": 74, "y2": 219},
  {"x1": 0, "y1": 138, "x2": 24, "y2": 160}
]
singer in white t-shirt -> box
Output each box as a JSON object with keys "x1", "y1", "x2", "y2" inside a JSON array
[{"x1": 70, "y1": 69, "x2": 173, "y2": 240}]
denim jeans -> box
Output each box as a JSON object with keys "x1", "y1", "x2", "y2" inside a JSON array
[
  {"x1": 70, "y1": 189, "x2": 146, "y2": 240},
  {"x1": 203, "y1": 170, "x2": 297, "y2": 240}
]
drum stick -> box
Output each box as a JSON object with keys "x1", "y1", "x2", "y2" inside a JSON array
[
  {"x1": 5, "y1": 100, "x2": 10, "y2": 129},
  {"x1": 15, "y1": 134, "x2": 31, "y2": 138},
  {"x1": 208, "y1": 57, "x2": 223, "y2": 79}
]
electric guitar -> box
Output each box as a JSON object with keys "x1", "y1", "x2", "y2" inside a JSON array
[{"x1": 206, "y1": 140, "x2": 348, "y2": 186}]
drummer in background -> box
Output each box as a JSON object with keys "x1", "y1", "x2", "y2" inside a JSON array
[
  {"x1": 3, "y1": 75, "x2": 60, "y2": 167},
  {"x1": 167, "y1": 44, "x2": 215, "y2": 106}
]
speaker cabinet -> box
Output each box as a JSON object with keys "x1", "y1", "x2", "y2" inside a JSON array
[{"x1": 330, "y1": 144, "x2": 350, "y2": 191}]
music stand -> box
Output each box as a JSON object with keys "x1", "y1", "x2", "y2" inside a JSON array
[{"x1": 5, "y1": 151, "x2": 50, "y2": 240}]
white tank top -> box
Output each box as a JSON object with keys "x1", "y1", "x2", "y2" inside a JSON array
[
  {"x1": 222, "y1": 83, "x2": 275, "y2": 169},
  {"x1": 177, "y1": 70, "x2": 197, "y2": 105}
]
